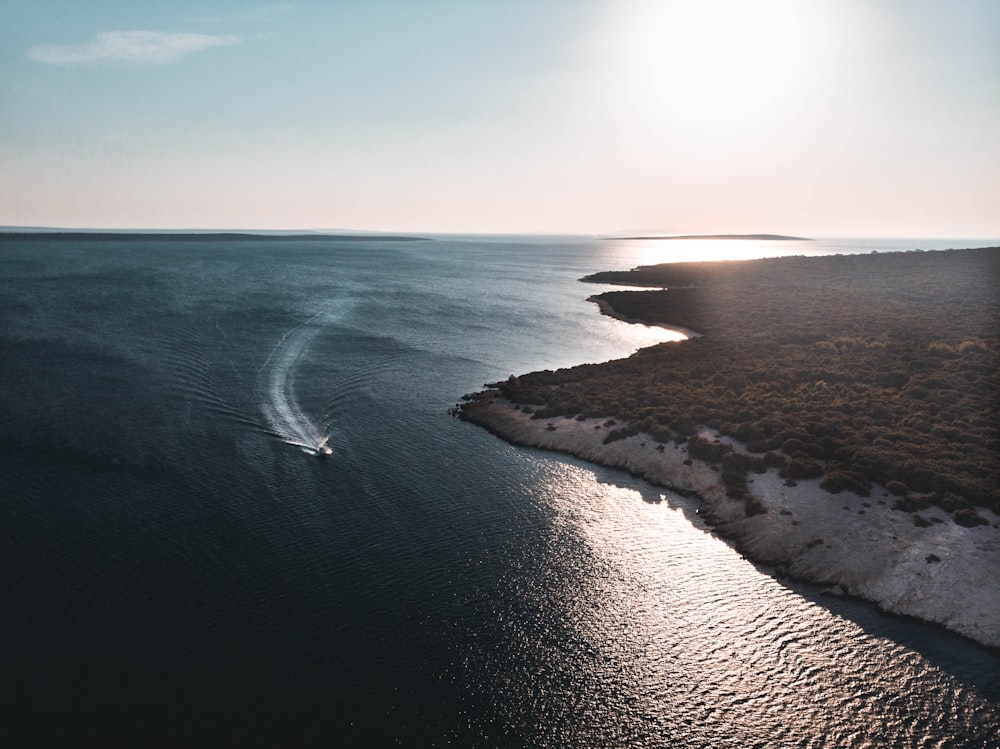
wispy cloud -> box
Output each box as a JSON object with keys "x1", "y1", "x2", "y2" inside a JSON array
[
  {"x1": 185, "y1": 4, "x2": 295, "y2": 26},
  {"x1": 28, "y1": 30, "x2": 241, "y2": 66},
  {"x1": 237, "y1": 4, "x2": 296, "y2": 23}
]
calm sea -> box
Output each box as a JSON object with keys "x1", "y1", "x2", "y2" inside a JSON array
[{"x1": 1, "y1": 234, "x2": 997, "y2": 746}]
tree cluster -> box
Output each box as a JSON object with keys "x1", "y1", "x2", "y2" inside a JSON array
[{"x1": 473, "y1": 249, "x2": 1000, "y2": 522}]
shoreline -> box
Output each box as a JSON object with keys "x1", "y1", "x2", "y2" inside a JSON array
[
  {"x1": 458, "y1": 248, "x2": 999, "y2": 649},
  {"x1": 460, "y1": 395, "x2": 1000, "y2": 648},
  {"x1": 586, "y1": 295, "x2": 702, "y2": 338}
]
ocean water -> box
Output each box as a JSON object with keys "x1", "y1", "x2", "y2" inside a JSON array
[{"x1": 1, "y1": 234, "x2": 997, "y2": 746}]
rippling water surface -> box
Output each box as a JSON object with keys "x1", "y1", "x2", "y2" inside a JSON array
[{"x1": 1, "y1": 234, "x2": 997, "y2": 746}]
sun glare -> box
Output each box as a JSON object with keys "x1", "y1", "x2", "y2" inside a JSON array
[
  {"x1": 616, "y1": 0, "x2": 820, "y2": 127},
  {"x1": 615, "y1": 237, "x2": 814, "y2": 267}
]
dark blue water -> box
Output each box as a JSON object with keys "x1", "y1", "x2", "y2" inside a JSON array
[{"x1": 1, "y1": 235, "x2": 998, "y2": 747}]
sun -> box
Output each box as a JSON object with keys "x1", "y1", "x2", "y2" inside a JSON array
[{"x1": 614, "y1": 0, "x2": 818, "y2": 127}]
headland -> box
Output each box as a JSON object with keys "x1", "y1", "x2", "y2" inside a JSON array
[{"x1": 458, "y1": 247, "x2": 1000, "y2": 647}]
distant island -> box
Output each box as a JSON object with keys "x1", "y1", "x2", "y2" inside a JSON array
[
  {"x1": 458, "y1": 247, "x2": 1000, "y2": 647},
  {"x1": 0, "y1": 231, "x2": 428, "y2": 242},
  {"x1": 613, "y1": 233, "x2": 813, "y2": 241}
]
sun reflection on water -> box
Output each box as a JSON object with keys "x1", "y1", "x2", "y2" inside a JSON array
[
  {"x1": 487, "y1": 457, "x2": 1000, "y2": 747},
  {"x1": 610, "y1": 238, "x2": 820, "y2": 268}
]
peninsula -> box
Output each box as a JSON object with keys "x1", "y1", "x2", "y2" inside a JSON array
[{"x1": 459, "y1": 247, "x2": 1000, "y2": 647}]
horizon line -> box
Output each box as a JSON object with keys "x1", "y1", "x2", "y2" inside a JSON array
[{"x1": 2, "y1": 226, "x2": 1000, "y2": 241}]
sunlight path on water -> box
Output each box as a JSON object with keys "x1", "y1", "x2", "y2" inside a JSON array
[{"x1": 483, "y1": 458, "x2": 1000, "y2": 746}]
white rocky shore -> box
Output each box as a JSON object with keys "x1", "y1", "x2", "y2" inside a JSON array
[{"x1": 461, "y1": 395, "x2": 1000, "y2": 649}]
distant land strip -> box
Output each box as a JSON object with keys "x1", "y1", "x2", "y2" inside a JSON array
[
  {"x1": 613, "y1": 234, "x2": 813, "y2": 241},
  {"x1": 0, "y1": 232, "x2": 429, "y2": 242}
]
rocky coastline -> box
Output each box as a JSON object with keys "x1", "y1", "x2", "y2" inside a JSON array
[
  {"x1": 457, "y1": 248, "x2": 1000, "y2": 648},
  {"x1": 460, "y1": 395, "x2": 1000, "y2": 648}
]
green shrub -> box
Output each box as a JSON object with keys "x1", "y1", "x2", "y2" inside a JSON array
[
  {"x1": 953, "y1": 508, "x2": 988, "y2": 527},
  {"x1": 603, "y1": 426, "x2": 638, "y2": 444},
  {"x1": 885, "y1": 480, "x2": 909, "y2": 496},
  {"x1": 781, "y1": 457, "x2": 824, "y2": 480},
  {"x1": 688, "y1": 437, "x2": 733, "y2": 463},
  {"x1": 744, "y1": 495, "x2": 767, "y2": 516},
  {"x1": 671, "y1": 418, "x2": 696, "y2": 436},
  {"x1": 820, "y1": 471, "x2": 871, "y2": 497}
]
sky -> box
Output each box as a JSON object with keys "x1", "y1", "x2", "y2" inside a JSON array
[{"x1": 1, "y1": 0, "x2": 998, "y2": 236}]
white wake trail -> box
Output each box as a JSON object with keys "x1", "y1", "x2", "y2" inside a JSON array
[{"x1": 258, "y1": 311, "x2": 331, "y2": 455}]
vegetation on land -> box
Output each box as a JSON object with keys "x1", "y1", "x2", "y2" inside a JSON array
[{"x1": 467, "y1": 248, "x2": 1000, "y2": 523}]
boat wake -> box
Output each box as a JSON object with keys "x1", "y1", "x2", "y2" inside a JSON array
[{"x1": 258, "y1": 310, "x2": 335, "y2": 457}]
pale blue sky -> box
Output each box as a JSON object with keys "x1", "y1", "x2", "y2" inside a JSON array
[{"x1": 1, "y1": 0, "x2": 998, "y2": 235}]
